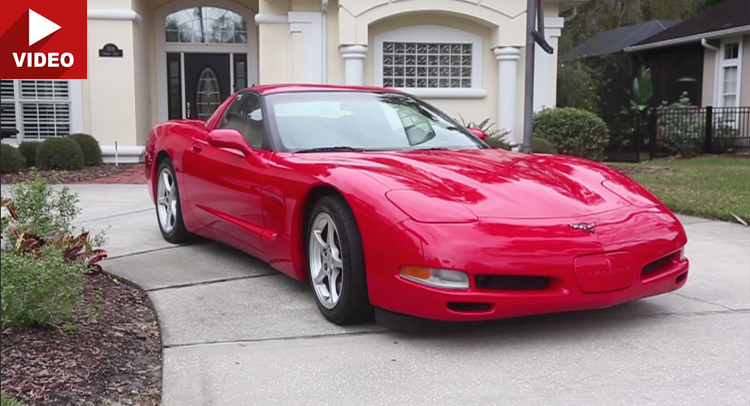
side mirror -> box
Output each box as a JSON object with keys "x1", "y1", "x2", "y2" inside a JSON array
[
  {"x1": 468, "y1": 127, "x2": 488, "y2": 141},
  {"x1": 207, "y1": 129, "x2": 251, "y2": 154}
]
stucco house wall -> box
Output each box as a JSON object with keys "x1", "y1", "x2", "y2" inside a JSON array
[{"x1": 1, "y1": 0, "x2": 581, "y2": 162}]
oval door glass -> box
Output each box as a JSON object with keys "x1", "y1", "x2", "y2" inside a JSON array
[{"x1": 196, "y1": 67, "x2": 222, "y2": 119}]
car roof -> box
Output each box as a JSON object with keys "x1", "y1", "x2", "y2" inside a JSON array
[{"x1": 248, "y1": 83, "x2": 406, "y2": 96}]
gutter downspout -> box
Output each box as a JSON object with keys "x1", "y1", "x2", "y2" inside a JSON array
[
  {"x1": 321, "y1": 0, "x2": 329, "y2": 84},
  {"x1": 564, "y1": 6, "x2": 578, "y2": 23},
  {"x1": 701, "y1": 38, "x2": 719, "y2": 51},
  {"x1": 702, "y1": 38, "x2": 720, "y2": 107}
]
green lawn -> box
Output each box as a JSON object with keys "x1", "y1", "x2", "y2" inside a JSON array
[
  {"x1": 1, "y1": 393, "x2": 27, "y2": 406},
  {"x1": 609, "y1": 156, "x2": 750, "y2": 224}
]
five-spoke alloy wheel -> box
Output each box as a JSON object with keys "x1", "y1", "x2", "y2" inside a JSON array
[
  {"x1": 155, "y1": 159, "x2": 192, "y2": 244},
  {"x1": 306, "y1": 195, "x2": 372, "y2": 324},
  {"x1": 309, "y1": 212, "x2": 344, "y2": 309}
]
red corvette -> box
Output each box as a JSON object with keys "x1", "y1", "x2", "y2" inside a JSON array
[{"x1": 145, "y1": 84, "x2": 689, "y2": 326}]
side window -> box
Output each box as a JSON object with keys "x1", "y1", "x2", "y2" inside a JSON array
[{"x1": 218, "y1": 92, "x2": 265, "y2": 149}]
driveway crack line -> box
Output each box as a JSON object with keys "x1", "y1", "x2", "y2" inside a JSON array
[
  {"x1": 106, "y1": 245, "x2": 182, "y2": 260},
  {"x1": 146, "y1": 273, "x2": 281, "y2": 292},
  {"x1": 671, "y1": 292, "x2": 736, "y2": 311},
  {"x1": 79, "y1": 208, "x2": 153, "y2": 223},
  {"x1": 162, "y1": 330, "x2": 388, "y2": 349},
  {"x1": 160, "y1": 309, "x2": 750, "y2": 350}
]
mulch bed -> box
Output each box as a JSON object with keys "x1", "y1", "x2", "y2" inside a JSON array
[
  {"x1": 723, "y1": 151, "x2": 750, "y2": 159},
  {"x1": 1, "y1": 275, "x2": 162, "y2": 406},
  {"x1": 0, "y1": 165, "x2": 132, "y2": 185},
  {"x1": 613, "y1": 166, "x2": 675, "y2": 175}
]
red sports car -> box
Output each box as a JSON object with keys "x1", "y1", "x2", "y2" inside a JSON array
[{"x1": 145, "y1": 84, "x2": 689, "y2": 326}]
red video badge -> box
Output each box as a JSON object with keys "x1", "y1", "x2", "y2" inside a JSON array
[{"x1": 0, "y1": 0, "x2": 87, "y2": 79}]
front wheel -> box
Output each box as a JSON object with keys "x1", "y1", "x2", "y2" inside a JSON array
[
  {"x1": 155, "y1": 159, "x2": 192, "y2": 244},
  {"x1": 306, "y1": 195, "x2": 373, "y2": 325}
]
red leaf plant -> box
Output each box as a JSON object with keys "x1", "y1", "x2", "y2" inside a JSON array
[{"x1": 1, "y1": 197, "x2": 107, "y2": 275}]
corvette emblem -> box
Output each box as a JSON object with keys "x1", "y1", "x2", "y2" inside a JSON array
[{"x1": 569, "y1": 222, "x2": 596, "y2": 234}]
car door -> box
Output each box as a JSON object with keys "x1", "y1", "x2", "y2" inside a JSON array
[{"x1": 183, "y1": 91, "x2": 269, "y2": 253}]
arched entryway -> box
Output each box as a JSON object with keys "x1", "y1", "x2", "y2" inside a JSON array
[{"x1": 155, "y1": 0, "x2": 258, "y2": 123}]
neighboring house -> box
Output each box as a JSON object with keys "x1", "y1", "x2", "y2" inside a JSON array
[
  {"x1": 561, "y1": 19, "x2": 683, "y2": 116},
  {"x1": 625, "y1": 0, "x2": 750, "y2": 109},
  {"x1": 563, "y1": 19, "x2": 683, "y2": 61},
  {"x1": 0, "y1": 0, "x2": 588, "y2": 162}
]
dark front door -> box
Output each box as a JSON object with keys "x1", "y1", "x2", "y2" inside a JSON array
[{"x1": 184, "y1": 53, "x2": 231, "y2": 119}]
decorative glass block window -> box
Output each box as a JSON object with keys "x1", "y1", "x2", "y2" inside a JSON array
[
  {"x1": 381, "y1": 42, "x2": 473, "y2": 89},
  {"x1": 0, "y1": 80, "x2": 73, "y2": 142},
  {"x1": 165, "y1": 7, "x2": 248, "y2": 44},
  {"x1": 375, "y1": 25, "x2": 484, "y2": 98}
]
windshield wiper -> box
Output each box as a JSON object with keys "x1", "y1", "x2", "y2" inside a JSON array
[
  {"x1": 411, "y1": 147, "x2": 450, "y2": 151},
  {"x1": 295, "y1": 146, "x2": 368, "y2": 153}
]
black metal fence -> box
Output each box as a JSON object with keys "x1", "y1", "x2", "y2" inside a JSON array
[{"x1": 602, "y1": 106, "x2": 750, "y2": 162}]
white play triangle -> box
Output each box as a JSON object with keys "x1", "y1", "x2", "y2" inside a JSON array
[{"x1": 28, "y1": 9, "x2": 61, "y2": 47}]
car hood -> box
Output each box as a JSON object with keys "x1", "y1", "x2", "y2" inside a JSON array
[{"x1": 293, "y1": 149, "x2": 659, "y2": 220}]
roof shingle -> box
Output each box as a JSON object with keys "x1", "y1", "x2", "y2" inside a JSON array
[{"x1": 635, "y1": 0, "x2": 749, "y2": 46}]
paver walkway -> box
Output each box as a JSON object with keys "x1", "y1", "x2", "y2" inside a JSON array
[{"x1": 66, "y1": 184, "x2": 750, "y2": 406}]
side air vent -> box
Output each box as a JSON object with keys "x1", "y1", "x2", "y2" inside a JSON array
[{"x1": 641, "y1": 252, "x2": 679, "y2": 280}]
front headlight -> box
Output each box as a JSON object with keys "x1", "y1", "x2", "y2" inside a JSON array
[
  {"x1": 679, "y1": 247, "x2": 686, "y2": 261},
  {"x1": 399, "y1": 266, "x2": 470, "y2": 290}
]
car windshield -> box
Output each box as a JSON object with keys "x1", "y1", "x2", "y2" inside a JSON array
[{"x1": 263, "y1": 91, "x2": 488, "y2": 152}]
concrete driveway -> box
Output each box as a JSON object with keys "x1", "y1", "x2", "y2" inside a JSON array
[{"x1": 69, "y1": 184, "x2": 750, "y2": 406}]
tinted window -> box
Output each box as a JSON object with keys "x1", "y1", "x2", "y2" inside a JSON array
[{"x1": 218, "y1": 92, "x2": 265, "y2": 149}]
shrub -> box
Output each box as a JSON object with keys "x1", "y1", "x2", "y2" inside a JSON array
[
  {"x1": 1, "y1": 393, "x2": 27, "y2": 406},
  {"x1": 0, "y1": 144, "x2": 26, "y2": 173},
  {"x1": 67, "y1": 133, "x2": 102, "y2": 166},
  {"x1": 4, "y1": 173, "x2": 80, "y2": 239},
  {"x1": 656, "y1": 92, "x2": 739, "y2": 156},
  {"x1": 1, "y1": 177, "x2": 109, "y2": 327},
  {"x1": 531, "y1": 137, "x2": 557, "y2": 154},
  {"x1": 533, "y1": 107, "x2": 610, "y2": 161},
  {"x1": 556, "y1": 59, "x2": 602, "y2": 113},
  {"x1": 485, "y1": 135, "x2": 515, "y2": 150},
  {"x1": 2, "y1": 176, "x2": 108, "y2": 270},
  {"x1": 456, "y1": 115, "x2": 517, "y2": 150},
  {"x1": 17, "y1": 141, "x2": 39, "y2": 167},
  {"x1": 1, "y1": 247, "x2": 86, "y2": 327},
  {"x1": 35, "y1": 137, "x2": 85, "y2": 170}
]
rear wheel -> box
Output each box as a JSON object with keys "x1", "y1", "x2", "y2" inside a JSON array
[
  {"x1": 306, "y1": 195, "x2": 373, "y2": 325},
  {"x1": 156, "y1": 159, "x2": 192, "y2": 244}
]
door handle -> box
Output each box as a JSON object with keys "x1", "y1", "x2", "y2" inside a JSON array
[{"x1": 192, "y1": 144, "x2": 203, "y2": 153}]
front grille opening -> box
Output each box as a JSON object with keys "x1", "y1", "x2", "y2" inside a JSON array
[
  {"x1": 641, "y1": 253, "x2": 677, "y2": 279},
  {"x1": 446, "y1": 302, "x2": 492, "y2": 312},
  {"x1": 475, "y1": 275, "x2": 551, "y2": 291},
  {"x1": 676, "y1": 271, "x2": 688, "y2": 284}
]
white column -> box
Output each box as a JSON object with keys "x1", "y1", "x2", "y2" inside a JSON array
[
  {"x1": 288, "y1": 12, "x2": 323, "y2": 84},
  {"x1": 494, "y1": 47, "x2": 521, "y2": 143},
  {"x1": 533, "y1": 17, "x2": 565, "y2": 112},
  {"x1": 340, "y1": 45, "x2": 367, "y2": 86}
]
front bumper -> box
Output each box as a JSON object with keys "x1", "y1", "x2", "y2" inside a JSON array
[{"x1": 367, "y1": 207, "x2": 689, "y2": 322}]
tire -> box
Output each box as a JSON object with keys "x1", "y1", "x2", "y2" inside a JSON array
[
  {"x1": 155, "y1": 158, "x2": 192, "y2": 244},
  {"x1": 306, "y1": 195, "x2": 373, "y2": 325}
]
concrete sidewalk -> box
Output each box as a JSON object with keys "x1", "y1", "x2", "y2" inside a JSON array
[{"x1": 67, "y1": 184, "x2": 749, "y2": 406}]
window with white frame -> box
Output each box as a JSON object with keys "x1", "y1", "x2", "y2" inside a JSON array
[
  {"x1": 717, "y1": 39, "x2": 742, "y2": 108},
  {"x1": 374, "y1": 25, "x2": 485, "y2": 98},
  {"x1": 0, "y1": 79, "x2": 72, "y2": 142}
]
